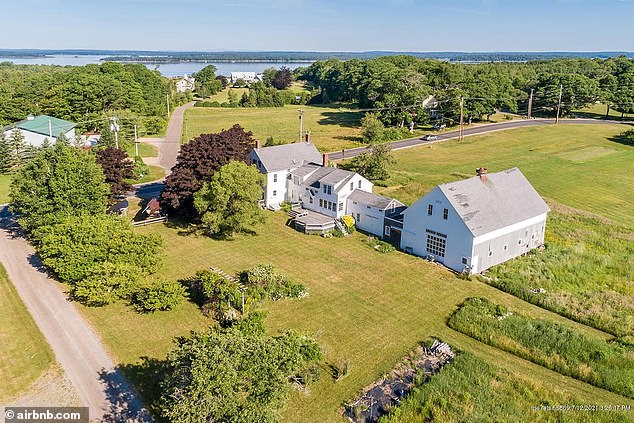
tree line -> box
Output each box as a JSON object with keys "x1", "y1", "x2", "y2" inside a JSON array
[
  {"x1": 297, "y1": 56, "x2": 634, "y2": 126},
  {"x1": 0, "y1": 61, "x2": 188, "y2": 135}
]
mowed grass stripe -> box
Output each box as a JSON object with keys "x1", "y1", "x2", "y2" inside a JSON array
[{"x1": 0, "y1": 263, "x2": 54, "y2": 401}]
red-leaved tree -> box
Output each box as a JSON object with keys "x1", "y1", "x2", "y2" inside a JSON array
[
  {"x1": 95, "y1": 147, "x2": 134, "y2": 200},
  {"x1": 160, "y1": 124, "x2": 256, "y2": 218}
]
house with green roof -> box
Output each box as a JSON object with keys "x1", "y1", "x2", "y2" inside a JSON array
[{"x1": 2, "y1": 114, "x2": 76, "y2": 147}]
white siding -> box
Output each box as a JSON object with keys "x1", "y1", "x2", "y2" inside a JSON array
[
  {"x1": 4, "y1": 128, "x2": 75, "y2": 148},
  {"x1": 401, "y1": 187, "x2": 474, "y2": 273},
  {"x1": 346, "y1": 200, "x2": 384, "y2": 237}
]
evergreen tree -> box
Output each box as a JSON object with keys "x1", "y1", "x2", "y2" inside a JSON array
[
  {"x1": 9, "y1": 128, "x2": 25, "y2": 164},
  {"x1": 0, "y1": 133, "x2": 12, "y2": 173}
]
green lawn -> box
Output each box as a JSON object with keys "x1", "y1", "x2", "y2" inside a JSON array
[
  {"x1": 129, "y1": 165, "x2": 165, "y2": 184},
  {"x1": 0, "y1": 263, "x2": 54, "y2": 402},
  {"x1": 0, "y1": 173, "x2": 12, "y2": 204},
  {"x1": 75, "y1": 123, "x2": 634, "y2": 421},
  {"x1": 124, "y1": 142, "x2": 159, "y2": 158},
  {"x1": 79, "y1": 211, "x2": 632, "y2": 422},
  {"x1": 574, "y1": 103, "x2": 634, "y2": 120},
  {"x1": 376, "y1": 124, "x2": 634, "y2": 228},
  {"x1": 183, "y1": 104, "x2": 366, "y2": 151},
  {"x1": 201, "y1": 87, "x2": 249, "y2": 103}
]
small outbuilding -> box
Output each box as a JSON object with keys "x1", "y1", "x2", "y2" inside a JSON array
[{"x1": 400, "y1": 167, "x2": 550, "y2": 274}]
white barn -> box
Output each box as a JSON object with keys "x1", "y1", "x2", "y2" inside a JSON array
[
  {"x1": 3, "y1": 114, "x2": 76, "y2": 148},
  {"x1": 230, "y1": 72, "x2": 259, "y2": 85},
  {"x1": 175, "y1": 75, "x2": 195, "y2": 93},
  {"x1": 346, "y1": 190, "x2": 405, "y2": 241},
  {"x1": 400, "y1": 167, "x2": 550, "y2": 274}
]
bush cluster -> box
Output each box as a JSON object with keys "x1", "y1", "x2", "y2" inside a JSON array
[
  {"x1": 363, "y1": 236, "x2": 396, "y2": 253},
  {"x1": 241, "y1": 264, "x2": 307, "y2": 301},
  {"x1": 133, "y1": 279, "x2": 187, "y2": 312}
]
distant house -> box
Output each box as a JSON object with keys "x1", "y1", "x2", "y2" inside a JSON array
[
  {"x1": 230, "y1": 72, "x2": 259, "y2": 85},
  {"x1": 400, "y1": 167, "x2": 550, "y2": 274},
  {"x1": 175, "y1": 74, "x2": 195, "y2": 93},
  {"x1": 3, "y1": 114, "x2": 76, "y2": 147}
]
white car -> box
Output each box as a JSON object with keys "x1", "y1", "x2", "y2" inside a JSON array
[{"x1": 422, "y1": 134, "x2": 438, "y2": 141}]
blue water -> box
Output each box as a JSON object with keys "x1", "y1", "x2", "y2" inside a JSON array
[{"x1": 0, "y1": 55, "x2": 310, "y2": 77}]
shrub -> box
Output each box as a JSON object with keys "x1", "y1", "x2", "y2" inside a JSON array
[
  {"x1": 363, "y1": 236, "x2": 395, "y2": 253},
  {"x1": 132, "y1": 155, "x2": 150, "y2": 179},
  {"x1": 241, "y1": 264, "x2": 306, "y2": 301},
  {"x1": 341, "y1": 214, "x2": 355, "y2": 232},
  {"x1": 134, "y1": 279, "x2": 187, "y2": 312},
  {"x1": 72, "y1": 262, "x2": 142, "y2": 306},
  {"x1": 331, "y1": 229, "x2": 345, "y2": 238},
  {"x1": 187, "y1": 270, "x2": 242, "y2": 318}
]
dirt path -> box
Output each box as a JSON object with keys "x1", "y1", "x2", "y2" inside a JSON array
[
  {"x1": 141, "y1": 101, "x2": 195, "y2": 172},
  {"x1": 0, "y1": 206, "x2": 152, "y2": 422}
]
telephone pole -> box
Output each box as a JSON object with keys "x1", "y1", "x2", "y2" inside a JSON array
[
  {"x1": 298, "y1": 109, "x2": 304, "y2": 143},
  {"x1": 166, "y1": 94, "x2": 170, "y2": 118},
  {"x1": 555, "y1": 84, "x2": 564, "y2": 123},
  {"x1": 459, "y1": 97, "x2": 464, "y2": 141},
  {"x1": 110, "y1": 117, "x2": 120, "y2": 149},
  {"x1": 527, "y1": 88, "x2": 534, "y2": 119},
  {"x1": 134, "y1": 124, "x2": 139, "y2": 157}
]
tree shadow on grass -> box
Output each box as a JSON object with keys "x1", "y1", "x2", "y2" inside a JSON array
[
  {"x1": 318, "y1": 111, "x2": 362, "y2": 128},
  {"x1": 101, "y1": 358, "x2": 168, "y2": 423},
  {"x1": 607, "y1": 127, "x2": 634, "y2": 147}
]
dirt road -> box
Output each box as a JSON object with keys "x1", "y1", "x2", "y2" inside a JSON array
[{"x1": 0, "y1": 206, "x2": 152, "y2": 422}]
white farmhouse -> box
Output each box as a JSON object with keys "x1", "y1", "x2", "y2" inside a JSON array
[
  {"x1": 175, "y1": 74, "x2": 195, "y2": 93},
  {"x1": 400, "y1": 167, "x2": 550, "y2": 274},
  {"x1": 3, "y1": 114, "x2": 76, "y2": 148},
  {"x1": 249, "y1": 141, "x2": 323, "y2": 209}
]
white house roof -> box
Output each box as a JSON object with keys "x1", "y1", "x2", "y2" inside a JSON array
[
  {"x1": 437, "y1": 167, "x2": 550, "y2": 237},
  {"x1": 303, "y1": 166, "x2": 359, "y2": 193},
  {"x1": 253, "y1": 142, "x2": 322, "y2": 172},
  {"x1": 348, "y1": 190, "x2": 404, "y2": 210},
  {"x1": 231, "y1": 72, "x2": 257, "y2": 80}
]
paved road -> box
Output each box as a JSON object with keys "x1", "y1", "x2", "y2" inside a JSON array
[
  {"x1": 329, "y1": 118, "x2": 627, "y2": 160},
  {"x1": 0, "y1": 207, "x2": 152, "y2": 422},
  {"x1": 144, "y1": 101, "x2": 194, "y2": 172}
]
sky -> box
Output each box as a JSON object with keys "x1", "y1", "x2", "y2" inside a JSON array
[{"x1": 1, "y1": 0, "x2": 632, "y2": 52}]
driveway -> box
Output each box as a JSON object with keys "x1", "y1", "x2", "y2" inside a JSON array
[{"x1": 0, "y1": 206, "x2": 152, "y2": 422}]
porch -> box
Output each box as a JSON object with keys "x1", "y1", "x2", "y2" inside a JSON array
[{"x1": 290, "y1": 208, "x2": 336, "y2": 234}]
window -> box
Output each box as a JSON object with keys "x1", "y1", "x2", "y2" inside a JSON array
[
  {"x1": 294, "y1": 176, "x2": 299, "y2": 185},
  {"x1": 356, "y1": 213, "x2": 361, "y2": 222},
  {"x1": 309, "y1": 197, "x2": 313, "y2": 204},
  {"x1": 488, "y1": 250, "x2": 493, "y2": 257},
  {"x1": 385, "y1": 226, "x2": 391, "y2": 236},
  {"x1": 426, "y1": 234, "x2": 446, "y2": 258},
  {"x1": 531, "y1": 233, "x2": 535, "y2": 239},
  {"x1": 272, "y1": 190, "x2": 277, "y2": 196},
  {"x1": 323, "y1": 185, "x2": 327, "y2": 194},
  {"x1": 350, "y1": 182, "x2": 354, "y2": 190},
  {"x1": 462, "y1": 257, "x2": 468, "y2": 265},
  {"x1": 518, "y1": 239, "x2": 522, "y2": 245},
  {"x1": 319, "y1": 199, "x2": 324, "y2": 208},
  {"x1": 338, "y1": 202, "x2": 343, "y2": 211},
  {"x1": 327, "y1": 185, "x2": 332, "y2": 195},
  {"x1": 358, "y1": 180, "x2": 362, "y2": 188},
  {"x1": 273, "y1": 174, "x2": 277, "y2": 183},
  {"x1": 427, "y1": 204, "x2": 433, "y2": 216},
  {"x1": 504, "y1": 244, "x2": 508, "y2": 251},
  {"x1": 443, "y1": 208, "x2": 448, "y2": 220}
]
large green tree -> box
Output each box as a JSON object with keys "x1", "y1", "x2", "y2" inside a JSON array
[
  {"x1": 193, "y1": 161, "x2": 265, "y2": 237},
  {"x1": 10, "y1": 143, "x2": 109, "y2": 233},
  {"x1": 159, "y1": 326, "x2": 321, "y2": 423},
  {"x1": 161, "y1": 125, "x2": 255, "y2": 217},
  {"x1": 0, "y1": 133, "x2": 12, "y2": 173},
  {"x1": 346, "y1": 143, "x2": 395, "y2": 182}
]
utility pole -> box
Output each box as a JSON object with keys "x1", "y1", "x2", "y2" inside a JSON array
[
  {"x1": 110, "y1": 117, "x2": 120, "y2": 149},
  {"x1": 48, "y1": 118, "x2": 52, "y2": 138},
  {"x1": 134, "y1": 124, "x2": 139, "y2": 157},
  {"x1": 298, "y1": 109, "x2": 304, "y2": 143},
  {"x1": 555, "y1": 84, "x2": 564, "y2": 123},
  {"x1": 459, "y1": 97, "x2": 464, "y2": 141},
  {"x1": 527, "y1": 88, "x2": 534, "y2": 119},
  {"x1": 166, "y1": 94, "x2": 170, "y2": 118}
]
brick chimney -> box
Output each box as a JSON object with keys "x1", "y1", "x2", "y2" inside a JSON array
[
  {"x1": 305, "y1": 131, "x2": 311, "y2": 143},
  {"x1": 322, "y1": 152, "x2": 329, "y2": 167},
  {"x1": 255, "y1": 139, "x2": 261, "y2": 149}
]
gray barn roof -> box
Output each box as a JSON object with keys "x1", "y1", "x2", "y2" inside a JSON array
[
  {"x1": 439, "y1": 167, "x2": 550, "y2": 237},
  {"x1": 253, "y1": 142, "x2": 322, "y2": 172},
  {"x1": 348, "y1": 190, "x2": 403, "y2": 210}
]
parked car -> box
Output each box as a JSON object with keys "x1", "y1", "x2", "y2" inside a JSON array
[
  {"x1": 422, "y1": 134, "x2": 438, "y2": 141},
  {"x1": 433, "y1": 123, "x2": 447, "y2": 130}
]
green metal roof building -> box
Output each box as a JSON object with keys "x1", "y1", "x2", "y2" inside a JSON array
[{"x1": 3, "y1": 115, "x2": 76, "y2": 147}]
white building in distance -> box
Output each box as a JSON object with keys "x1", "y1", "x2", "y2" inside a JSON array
[
  {"x1": 400, "y1": 167, "x2": 550, "y2": 274},
  {"x1": 175, "y1": 75, "x2": 195, "y2": 93}
]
